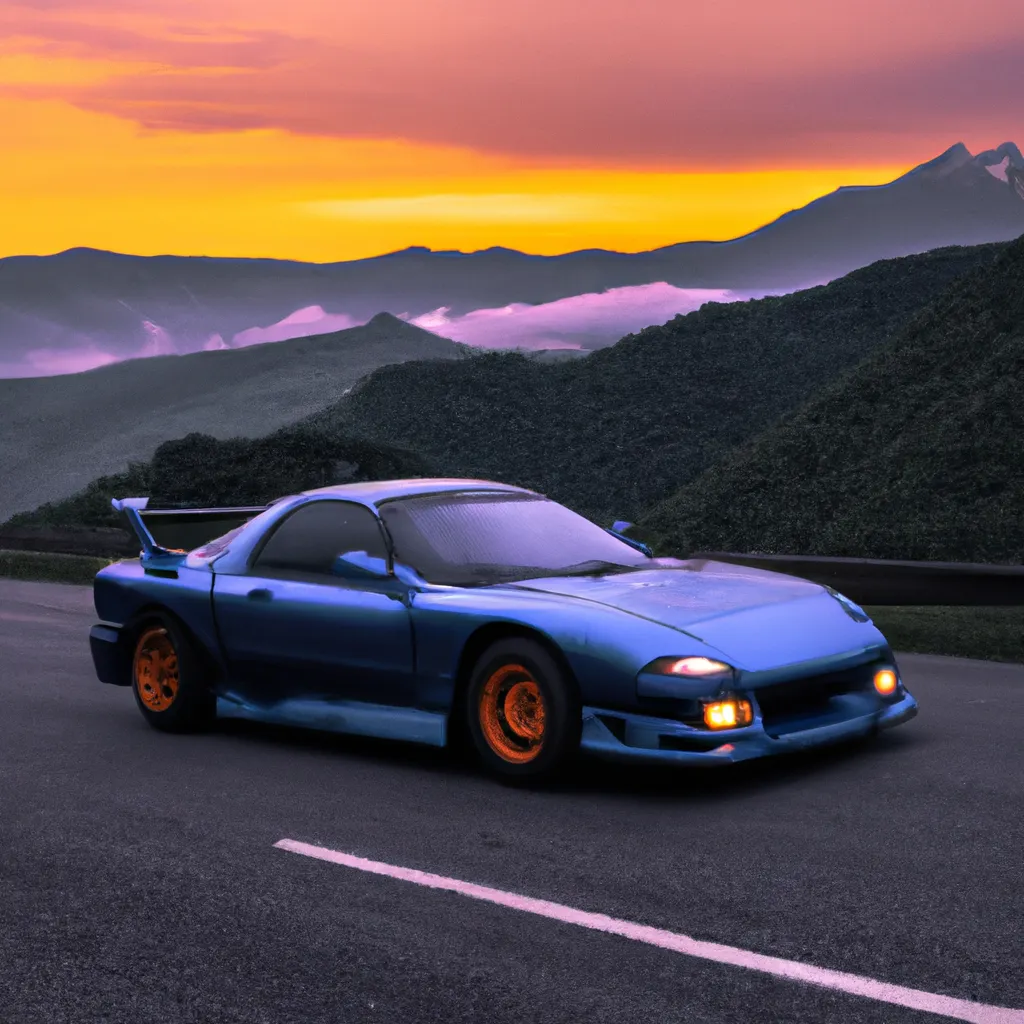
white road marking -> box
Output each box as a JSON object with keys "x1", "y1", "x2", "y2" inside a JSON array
[{"x1": 274, "y1": 838, "x2": 1023, "y2": 1024}]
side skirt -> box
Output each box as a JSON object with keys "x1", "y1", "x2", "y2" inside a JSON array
[{"x1": 215, "y1": 693, "x2": 448, "y2": 747}]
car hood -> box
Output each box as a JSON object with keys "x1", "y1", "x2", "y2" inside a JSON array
[{"x1": 504, "y1": 559, "x2": 884, "y2": 671}]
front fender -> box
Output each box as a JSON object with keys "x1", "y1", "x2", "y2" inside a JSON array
[{"x1": 408, "y1": 587, "x2": 733, "y2": 712}]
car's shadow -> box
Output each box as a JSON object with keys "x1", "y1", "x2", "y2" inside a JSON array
[{"x1": 212, "y1": 715, "x2": 922, "y2": 804}]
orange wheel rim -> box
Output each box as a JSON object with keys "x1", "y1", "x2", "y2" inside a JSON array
[
  {"x1": 133, "y1": 627, "x2": 179, "y2": 712},
  {"x1": 479, "y1": 663, "x2": 546, "y2": 763}
]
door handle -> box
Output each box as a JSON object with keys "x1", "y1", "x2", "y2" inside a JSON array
[{"x1": 247, "y1": 587, "x2": 273, "y2": 601}]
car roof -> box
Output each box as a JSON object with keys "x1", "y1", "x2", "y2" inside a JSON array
[{"x1": 299, "y1": 477, "x2": 540, "y2": 507}]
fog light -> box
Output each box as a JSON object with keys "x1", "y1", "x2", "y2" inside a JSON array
[
  {"x1": 703, "y1": 699, "x2": 753, "y2": 729},
  {"x1": 874, "y1": 668, "x2": 898, "y2": 695}
]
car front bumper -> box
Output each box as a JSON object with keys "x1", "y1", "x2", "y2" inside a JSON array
[{"x1": 579, "y1": 690, "x2": 918, "y2": 766}]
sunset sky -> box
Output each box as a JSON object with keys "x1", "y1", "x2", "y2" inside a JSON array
[{"x1": 2, "y1": 0, "x2": 1021, "y2": 262}]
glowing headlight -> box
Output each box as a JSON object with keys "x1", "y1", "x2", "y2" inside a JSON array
[
  {"x1": 662, "y1": 657, "x2": 733, "y2": 676},
  {"x1": 703, "y1": 698, "x2": 754, "y2": 729},
  {"x1": 873, "y1": 668, "x2": 898, "y2": 695}
]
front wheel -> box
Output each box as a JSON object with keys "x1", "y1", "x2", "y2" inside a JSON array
[
  {"x1": 130, "y1": 614, "x2": 216, "y2": 733},
  {"x1": 465, "y1": 638, "x2": 581, "y2": 781}
]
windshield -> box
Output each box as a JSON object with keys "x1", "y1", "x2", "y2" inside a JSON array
[{"x1": 378, "y1": 491, "x2": 650, "y2": 585}]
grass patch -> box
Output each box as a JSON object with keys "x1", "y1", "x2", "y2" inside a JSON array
[
  {"x1": 864, "y1": 606, "x2": 1024, "y2": 664},
  {"x1": 0, "y1": 549, "x2": 113, "y2": 586}
]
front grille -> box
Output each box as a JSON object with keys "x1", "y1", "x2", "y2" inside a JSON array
[{"x1": 752, "y1": 659, "x2": 882, "y2": 731}]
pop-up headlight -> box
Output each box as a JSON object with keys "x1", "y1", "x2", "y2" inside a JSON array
[{"x1": 645, "y1": 656, "x2": 734, "y2": 678}]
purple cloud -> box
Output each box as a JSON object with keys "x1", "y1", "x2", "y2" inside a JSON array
[
  {"x1": 405, "y1": 284, "x2": 766, "y2": 350},
  {"x1": 0, "y1": 344, "x2": 120, "y2": 377},
  {"x1": 0, "y1": 283, "x2": 782, "y2": 379},
  {"x1": 232, "y1": 305, "x2": 360, "y2": 347}
]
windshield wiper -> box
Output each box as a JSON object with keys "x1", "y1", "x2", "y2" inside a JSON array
[
  {"x1": 549, "y1": 560, "x2": 640, "y2": 577},
  {"x1": 432, "y1": 563, "x2": 553, "y2": 585},
  {"x1": 429, "y1": 560, "x2": 642, "y2": 586}
]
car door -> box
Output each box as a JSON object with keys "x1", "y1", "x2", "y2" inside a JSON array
[{"x1": 212, "y1": 499, "x2": 415, "y2": 708}]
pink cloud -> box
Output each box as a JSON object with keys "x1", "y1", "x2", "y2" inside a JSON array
[
  {"x1": 405, "y1": 284, "x2": 767, "y2": 350},
  {"x1": 1, "y1": 344, "x2": 119, "y2": 377},
  {"x1": 2, "y1": 3, "x2": 1022, "y2": 166},
  {"x1": 2, "y1": 14, "x2": 307, "y2": 68},
  {"x1": 0, "y1": 283, "x2": 780, "y2": 377},
  {"x1": 139, "y1": 319, "x2": 177, "y2": 356},
  {"x1": 231, "y1": 305, "x2": 359, "y2": 347},
  {"x1": 3, "y1": 0, "x2": 200, "y2": 9}
]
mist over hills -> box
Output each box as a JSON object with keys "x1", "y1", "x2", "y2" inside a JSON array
[
  {"x1": 11, "y1": 238, "x2": 1018, "y2": 561},
  {"x1": 1, "y1": 141, "x2": 1021, "y2": 375},
  {"x1": 302, "y1": 243, "x2": 1006, "y2": 523},
  {"x1": 638, "y1": 232, "x2": 1024, "y2": 564},
  {"x1": 0, "y1": 313, "x2": 465, "y2": 523}
]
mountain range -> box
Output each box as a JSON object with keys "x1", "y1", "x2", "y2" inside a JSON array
[
  {"x1": 0, "y1": 142, "x2": 1021, "y2": 373},
  {"x1": 638, "y1": 230, "x2": 1024, "y2": 565},
  {"x1": 9, "y1": 241, "x2": 1008, "y2": 537},
  {"x1": 300, "y1": 243, "x2": 1008, "y2": 523},
  {"x1": 0, "y1": 314, "x2": 465, "y2": 523}
]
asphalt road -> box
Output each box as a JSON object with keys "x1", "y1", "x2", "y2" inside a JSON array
[{"x1": 1, "y1": 579, "x2": 1022, "y2": 1024}]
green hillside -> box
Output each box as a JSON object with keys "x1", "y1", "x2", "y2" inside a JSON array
[
  {"x1": 638, "y1": 233, "x2": 1024, "y2": 564},
  {"x1": 304, "y1": 243, "x2": 1006, "y2": 522},
  {"x1": 0, "y1": 312, "x2": 464, "y2": 524},
  {"x1": 6, "y1": 427, "x2": 434, "y2": 528}
]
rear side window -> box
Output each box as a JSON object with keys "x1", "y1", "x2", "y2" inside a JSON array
[
  {"x1": 252, "y1": 500, "x2": 387, "y2": 577},
  {"x1": 192, "y1": 523, "x2": 251, "y2": 561}
]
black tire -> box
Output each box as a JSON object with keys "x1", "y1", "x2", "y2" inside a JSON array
[
  {"x1": 465, "y1": 638, "x2": 581, "y2": 781},
  {"x1": 129, "y1": 612, "x2": 216, "y2": 733}
]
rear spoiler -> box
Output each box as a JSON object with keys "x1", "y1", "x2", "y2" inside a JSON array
[{"x1": 111, "y1": 497, "x2": 267, "y2": 565}]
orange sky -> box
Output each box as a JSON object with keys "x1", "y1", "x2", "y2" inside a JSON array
[{"x1": 1, "y1": 0, "x2": 1021, "y2": 261}]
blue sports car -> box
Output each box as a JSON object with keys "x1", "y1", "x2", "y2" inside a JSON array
[{"x1": 89, "y1": 478, "x2": 917, "y2": 780}]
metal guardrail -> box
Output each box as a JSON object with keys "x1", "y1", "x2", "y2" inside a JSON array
[
  {"x1": 0, "y1": 525, "x2": 138, "y2": 558},
  {"x1": 0, "y1": 509, "x2": 263, "y2": 559},
  {"x1": 140, "y1": 507, "x2": 265, "y2": 551},
  {"x1": 1, "y1": 524, "x2": 1021, "y2": 605},
  {"x1": 692, "y1": 552, "x2": 1024, "y2": 606}
]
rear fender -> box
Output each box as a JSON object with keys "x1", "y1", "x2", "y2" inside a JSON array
[{"x1": 93, "y1": 561, "x2": 227, "y2": 676}]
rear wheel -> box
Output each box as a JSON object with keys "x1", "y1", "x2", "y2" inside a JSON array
[
  {"x1": 131, "y1": 614, "x2": 216, "y2": 733},
  {"x1": 466, "y1": 638, "x2": 581, "y2": 781}
]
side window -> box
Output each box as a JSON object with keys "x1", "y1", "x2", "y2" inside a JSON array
[{"x1": 252, "y1": 501, "x2": 387, "y2": 578}]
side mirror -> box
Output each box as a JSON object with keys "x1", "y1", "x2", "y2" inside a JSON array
[{"x1": 332, "y1": 550, "x2": 391, "y2": 580}]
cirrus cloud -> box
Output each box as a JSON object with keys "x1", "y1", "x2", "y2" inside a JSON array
[
  {"x1": 1, "y1": 0, "x2": 1022, "y2": 167},
  {"x1": 1, "y1": 14, "x2": 309, "y2": 69}
]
